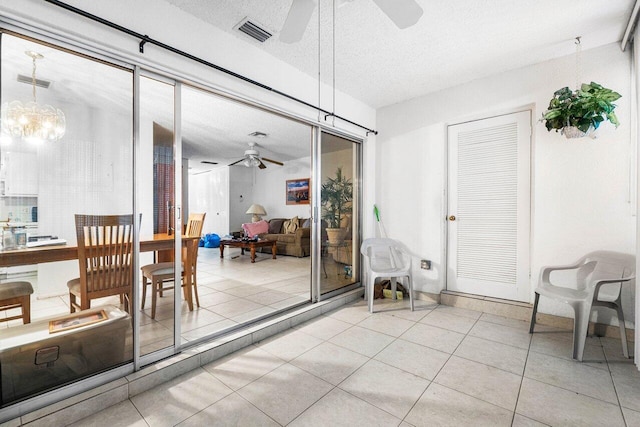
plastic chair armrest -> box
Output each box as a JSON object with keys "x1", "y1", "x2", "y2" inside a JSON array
[
  {"x1": 539, "y1": 261, "x2": 584, "y2": 286},
  {"x1": 592, "y1": 275, "x2": 635, "y2": 295}
]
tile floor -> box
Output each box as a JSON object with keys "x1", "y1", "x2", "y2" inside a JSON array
[
  {"x1": 68, "y1": 298, "x2": 640, "y2": 427},
  {"x1": 1, "y1": 246, "x2": 355, "y2": 355}
]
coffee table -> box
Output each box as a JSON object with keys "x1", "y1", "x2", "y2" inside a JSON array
[{"x1": 219, "y1": 239, "x2": 277, "y2": 263}]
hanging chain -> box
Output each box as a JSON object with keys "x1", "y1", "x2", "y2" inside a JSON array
[
  {"x1": 575, "y1": 36, "x2": 582, "y2": 91},
  {"x1": 31, "y1": 55, "x2": 38, "y2": 103}
]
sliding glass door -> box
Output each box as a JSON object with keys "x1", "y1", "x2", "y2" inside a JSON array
[{"x1": 318, "y1": 132, "x2": 360, "y2": 296}]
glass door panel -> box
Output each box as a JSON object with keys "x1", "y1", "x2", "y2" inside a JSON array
[
  {"x1": 179, "y1": 85, "x2": 312, "y2": 343},
  {"x1": 319, "y1": 132, "x2": 360, "y2": 295},
  {"x1": 0, "y1": 33, "x2": 134, "y2": 406},
  {"x1": 138, "y1": 75, "x2": 177, "y2": 356}
]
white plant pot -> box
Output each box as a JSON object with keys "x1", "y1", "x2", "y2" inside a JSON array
[{"x1": 561, "y1": 125, "x2": 596, "y2": 139}]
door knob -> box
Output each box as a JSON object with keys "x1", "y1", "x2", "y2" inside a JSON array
[{"x1": 449, "y1": 215, "x2": 456, "y2": 221}]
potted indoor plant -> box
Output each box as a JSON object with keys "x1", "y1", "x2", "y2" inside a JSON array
[
  {"x1": 541, "y1": 82, "x2": 621, "y2": 139},
  {"x1": 321, "y1": 167, "x2": 353, "y2": 244}
]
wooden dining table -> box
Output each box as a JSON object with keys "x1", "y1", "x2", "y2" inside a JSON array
[{"x1": 0, "y1": 233, "x2": 200, "y2": 310}]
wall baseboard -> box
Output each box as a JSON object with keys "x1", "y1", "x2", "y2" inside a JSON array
[{"x1": 438, "y1": 290, "x2": 635, "y2": 342}]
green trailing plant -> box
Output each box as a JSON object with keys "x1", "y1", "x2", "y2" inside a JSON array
[
  {"x1": 542, "y1": 82, "x2": 621, "y2": 134},
  {"x1": 321, "y1": 167, "x2": 353, "y2": 229}
]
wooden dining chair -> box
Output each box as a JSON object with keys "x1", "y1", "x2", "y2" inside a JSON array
[
  {"x1": 141, "y1": 213, "x2": 205, "y2": 318},
  {"x1": 67, "y1": 214, "x2": 134, "y2": 313}
]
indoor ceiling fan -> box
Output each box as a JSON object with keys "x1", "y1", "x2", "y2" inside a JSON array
[
  {"x1": 228, "y1": 142, "x2": 284, "y2": 169},
  {"x1": 280, "y1": 0, "x2": 424, "y2": 43}
]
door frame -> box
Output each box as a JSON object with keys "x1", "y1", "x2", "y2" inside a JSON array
[{"x1": 443, "y1": 106, "x2": 535, "y2": 303}]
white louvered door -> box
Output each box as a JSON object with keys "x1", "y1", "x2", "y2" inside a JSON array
[{"x1": 447, "y1": 111, "x2": 531, "y2": 302}]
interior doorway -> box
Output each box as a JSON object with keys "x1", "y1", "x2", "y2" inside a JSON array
[{"x1": 446, "y1": 110, "x2": 531, "y2": 302}]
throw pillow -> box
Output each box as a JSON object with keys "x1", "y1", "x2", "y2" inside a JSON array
[
  {"x1": 268, "y1": 218, "x2": 285, "y2": 234},
  {"x1": 242, "y1": 220, "x2": 269, "y2": 238},
  {"x1": 283, "y1": 216, "x2": 299, "y2": 234}
]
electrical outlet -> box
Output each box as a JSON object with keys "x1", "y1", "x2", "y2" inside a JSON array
[{"x1": 420, "y1": 259, "x2": 431, "y2": 270}]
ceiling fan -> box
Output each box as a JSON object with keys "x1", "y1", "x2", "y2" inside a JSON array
[
  {"x1": 280, "y1": 0, "x2": 424, "y2": 43},
  {"x1": 228, "y1": 142, "x2": 284, "y2": 169}
]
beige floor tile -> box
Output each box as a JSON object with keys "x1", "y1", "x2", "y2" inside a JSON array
[
  {"x1": 420, "y1": 309, "x2": 478, "y2": 334},
  {"x1": 181, "y1": 318, "x2": 238, "y2": 341},
  {"x1": 602, "y1": 336, "x2": 634, "y2": 364},
  {"x1": 209, "y1": 298, "x2": 265, "y2": 318},
  {"x1": 69, "y1": 400, "x2": 147, "y2": 427},
  {"x1": 291, "y1": 341, "x2": 369, "y2": 385},
  {"x1": 622, "y1": 407, "x2": 640, "y2": 427},
  {"x1": 339, "y1": 359, "x2": 430, "y2": 419},
  {"x1": 480, "y1": 312, "x2": 532, "y2": 331},
  {"x1": 357, "y1": 313, "x2": 416, "y2": 337},
  {"x1": 230, "y1": 305, "x2": 276, "y2": 323},
  {"x1": 469, "y1": 320, "x2": 532, "y2": 349},
  {"x1": 203, "y1": 345, "x2": 284, "y2": 390},
  {"x1": 196, "y1": 291, "x2": 238, "y2": 308},
  {"x1": 374, "y1": 338, "x2": 450, "y2": 381},
  {"x1": 400, "y1": 323, "x2": 465, "y2": 354},
  {"x1": 292, "y1": 314, "x2": 353, "y2": 341},
  {"x1": 329, "y1": 325, "x2": 395, "y2": 357},
  {"x1": 289, "y1": 387, "x2": 402, "y2": 427},
  {"x1": 327, "y1": 303, "x2": 373, "y2": 324},
  {"x1": 454, "y1": 335, "x2": 528, "y2": 375},
  {"x1": 516, "y1": 378, "x2": 625, "y2": 427},
  {"x1": 176, "y1": 393, "x2": 279, "y2": 427},
  {"x1": 434, "y1": 355, "x2": 521, "y2": 411},
  {"x1": 131, "y1": 367, "x2": 233, "y2": 427},
  {"x1": 435, "y1": 305, "x2": 482, "y2": 320},
  {"x1": 380, "y1": 302, "x2": 435, "y2": 322},
  {"x1": 177, "y1": 308, "x2": 226, "y2": 332},
  {"x1": 524, "y1": 351, "x2": 618, "y2": 404},
  {"x1": 405, "y1": 382, "x2": 513, "y2": 427},
  {"x1": 529, "y1": 332, "x2": 607, "y2": 369},
  {"x1": 609, "y1": 362, "x2": 640, "y2": 412},
  {"x1": 511, "y1": 414, "x2": 549, "y2": 426},
  {"x1": 237, "y1": 363, "x2": 333, "y2": 426},
  {"x1": 244, "y1": 289, "x2": 296, "y2": 305},
  {"x1": 256, "y1": 328, "x2": 323, "y2": 361},
  {"x1": 223, "y1": 284, "x2": 270, "y2": 297}
]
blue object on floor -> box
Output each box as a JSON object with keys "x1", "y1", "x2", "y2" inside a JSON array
[{"x1": 203, "y1": 233, "x2": 220, "y2": 248}]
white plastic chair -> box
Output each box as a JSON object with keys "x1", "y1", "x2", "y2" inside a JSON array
[
  {"x1": 529, "y1": 250, "x2": 635, "y2": 361},
  {"x1": 360, "y1": 238, "x2": 414, "y2": 313}
]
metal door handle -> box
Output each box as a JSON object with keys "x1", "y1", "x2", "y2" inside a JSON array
[{"x1": 449, "y1": 215, "x2": 456, "y2": 221}]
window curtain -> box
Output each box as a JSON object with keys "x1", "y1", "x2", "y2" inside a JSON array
[{"x1": 154, "y1": 145, "x2": 174, "y2": 234}]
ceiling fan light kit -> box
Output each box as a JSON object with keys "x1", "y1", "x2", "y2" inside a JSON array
[{"x1": 229, "y1": 142, "x2": 284, "y2": 169}]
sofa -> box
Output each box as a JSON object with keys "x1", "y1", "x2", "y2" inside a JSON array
[{"x1": 258, "y1": 217, "x2": 310, "y2": 258}]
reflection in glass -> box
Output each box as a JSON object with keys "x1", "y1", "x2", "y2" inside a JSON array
[
  {"x1": 320, "y1": 132, "x2": 359, "y2": 294},
  {"x1": 0, "y1": 34, "x2": 133, "y2": 406}
]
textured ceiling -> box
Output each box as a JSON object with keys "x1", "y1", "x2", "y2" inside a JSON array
[{"x1": 165, "y1": 0, "x2": 635, "y2": 108}]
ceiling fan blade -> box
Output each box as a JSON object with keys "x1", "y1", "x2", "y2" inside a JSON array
[
  {"x1": 258, "y1": 159, "x2": 267, "y2": 169},
  {"x1": 262, "y1": 157, "x2": 284, "y2": 166},
  {"x1": 372, "y1": 0, "x2": 423, "y2": 29},
  {"x1": 280, "y1": 0, "x2": 315, "y2": 43},
  {"x1": 228, "y1": 158, "x2": 244, "y2": 166}
]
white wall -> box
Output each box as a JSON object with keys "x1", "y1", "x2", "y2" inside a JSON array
[
  {"x1": 253, "y1": 156, "x2": 313, "y2": 221},
  {"x1": 377, "y1": 42, "x2": 635, "y2": 326},
  {"x1": 189, "y1": 167, "x2": 230, "y2": 236}
]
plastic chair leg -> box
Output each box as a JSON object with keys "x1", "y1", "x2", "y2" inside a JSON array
[
  {"x1": 615, "y1": 301, "x2": 629, "y2": 358},
  {"x1": 407, "y1": 276, "x2": 414, "y2": 311},
  {"x1": 529, "y1": 292, "x2": 540, "y2": 334},
  {"x1": 572, "y1": 302, "x2": 590, "y2": 361},
  {"x1": 368, "y1": 279, "x2": 375, "y2": 313},
  {"x1": 391, "y1": 278, "x2": 397, "y2": 300}
]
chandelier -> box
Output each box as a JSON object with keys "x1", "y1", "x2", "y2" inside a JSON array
[{"x1": 1, "y1": 51, "x2": 66, "y2": 142}]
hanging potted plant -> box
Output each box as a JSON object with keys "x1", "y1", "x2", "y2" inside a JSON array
[
  {"x1": 321, "y1": 167, "x2": 353, "y2": 244},
  {"x1": 541, "y1": 82, "x2": 621, "y2": 139}
]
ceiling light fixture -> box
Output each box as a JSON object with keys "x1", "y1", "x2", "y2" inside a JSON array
[
  {"x1": 242, "y1": 156, "x2": 261, "y2": 168},
  {"x1": 1, "y1": 51, "x2": 66, "y2": 143}
]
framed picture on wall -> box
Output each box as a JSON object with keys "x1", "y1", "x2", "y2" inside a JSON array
[{"x1": 286, "y1": 178, "x2": 310, "y2": 205}]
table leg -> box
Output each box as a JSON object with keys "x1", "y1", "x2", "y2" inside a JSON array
[
  {"x1": 219, "y1": 244, "x2": 225, "y2": 259},
  {"x1": 250, "y1": 246, "x2": 256, "y2": 263},
  {"x1": 271, "y1": 242, "x2": 277, "y2": 259}
]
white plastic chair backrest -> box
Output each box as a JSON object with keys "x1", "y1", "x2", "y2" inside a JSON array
[
  {"x1": 580, "y1": 251, "x2": 635, "y2": 300},
  {"x1": 361, "y1": 238, "x2": 410, "y2": 271}
]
